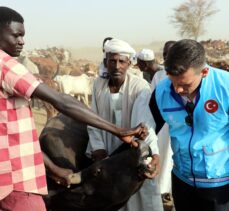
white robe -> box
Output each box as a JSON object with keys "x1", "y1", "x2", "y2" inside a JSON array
[
  {"x1": 86, "y1": 72, "x2": 163, "y2": 211},
  {"x1": 151, "y1": 69, "x2": 173, "y2": 194}
]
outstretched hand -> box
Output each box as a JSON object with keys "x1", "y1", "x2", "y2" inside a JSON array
[{"x1": 117, "y1": 123, "x2": 148, "y2": 147}]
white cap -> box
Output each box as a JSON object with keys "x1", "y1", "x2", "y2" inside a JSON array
[
  {"x1": 104, "y1": 38, "x2": 136, "y2": 59},
  {"x1": 137, "y1": 49, "x2": 155, "y2": 61}
]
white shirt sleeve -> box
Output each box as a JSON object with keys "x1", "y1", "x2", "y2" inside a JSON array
[
  {"x1": 86, "y1": 83, "x2": 106, "y2": 157},
  {"x1": 131, "y1": 89, "x2": 159, "y2": 155},
  {"x1": 151, "y1": 69, "x2": 167, "y2": 91}
]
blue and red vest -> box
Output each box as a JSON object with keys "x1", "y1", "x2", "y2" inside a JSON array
[{"x1": 152, "y1": 67, "x2": 229, "y2": 188}]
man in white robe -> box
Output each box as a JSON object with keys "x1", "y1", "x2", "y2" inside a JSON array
[{"x1": 86, "y1": 38, "x2": 163, "y2": 211}]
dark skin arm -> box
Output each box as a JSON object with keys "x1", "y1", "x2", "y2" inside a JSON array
[
  {"x1": 32, "y1": 83, "x2": 148, "y2": 144},
  {"x1": 33, "y1": 83, "x2": 148, "y2": 185},
  {"x1": 42, "y1": 152, "x2": 73, "y2": 187}
]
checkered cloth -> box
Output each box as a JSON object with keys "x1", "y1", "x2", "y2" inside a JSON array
[{"x1": 0, "y1": 50, "x2": 47, "y2": 200}]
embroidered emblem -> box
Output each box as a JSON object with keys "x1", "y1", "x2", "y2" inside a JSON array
[{"x1": 204, "y1": 100, "x2": 218, "y2": 113}]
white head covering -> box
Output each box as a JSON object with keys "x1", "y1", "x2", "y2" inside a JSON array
[
  {"x1": 104, "y1": 38, "x2": 136, "y2": 59},
  {"x1": 137, "y1": 49, "x2": 155, "y2": 61}
]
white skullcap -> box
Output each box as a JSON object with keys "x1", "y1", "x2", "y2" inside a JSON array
[
  {"x1": 137, "y1": 49, "x2": 155, "y2": 61},
  {"x1": 104, "y1": 38, "x2": 136, "y2": 58}
]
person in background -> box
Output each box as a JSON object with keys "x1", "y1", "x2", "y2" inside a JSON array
[
  {"x1": 86, "y1": 38, "x2": 163, "y2": 211},
  {"x1": 137, "y1": 48, "x2": 163, "y2": 83},
  {"x1": 151, "y1": 40, "x2": 176, "y2": 210},
  {"x1": 0, "y1": 7, "x2": 147, "y2": 211},
  {"x1": 149, "y1": 39, "x2": 229, "y2": 211},
  {"x1": 151, "y1": 41, "x2": 176, "y2": 88},
  {"x1": 98, "y1": 36, "x2": 113, "y2": 78},
  {"x1": 137, "y1": 43, "x2": 176, "y2": 210}
]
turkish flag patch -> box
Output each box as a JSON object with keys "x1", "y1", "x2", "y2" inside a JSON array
[{"x1": 204, "y1": 100, "x2": 218, "y2": 113}]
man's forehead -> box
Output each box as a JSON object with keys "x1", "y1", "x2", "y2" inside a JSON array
[
  {"x1": 169, "y1": 69, "x2": 198, "y2": 83},
  {"x1": 5, "y1": 21, "x2": 24, "y2": 31},
  {"x1": 137, "y1": 58, "x2": 146, "y2": 64}
]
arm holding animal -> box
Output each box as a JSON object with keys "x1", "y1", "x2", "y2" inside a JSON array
[
  {"x1": 42, "y1": 152, "x2": 73, "y2": 187},
  {"x1": 32, "y1": 83, "x2": 148, "y2": 147}
]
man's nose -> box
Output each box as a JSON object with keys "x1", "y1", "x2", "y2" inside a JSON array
[
  {"x1": 18, "y1": 37, "x2": 25, "y2": 45},
  {"x1": 174, "y1": 85, "x2": 184, "y2": 94},
  {"x1": 115, "y1": 61, "x2": 121, "y2": 69}
]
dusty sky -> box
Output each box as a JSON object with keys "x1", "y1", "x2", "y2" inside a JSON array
[{"x1": 1, "y1": 0, "x2": 228, "y2": 50}]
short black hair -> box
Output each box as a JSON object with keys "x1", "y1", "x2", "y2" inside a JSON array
[
  {"x1": 165, "y1": 39, "x2": 206, "y2": 76},
  {"x1": 163, "y1": 40, "x2": 176, "y2": 61},
  {"x1": 163, "y1": 41, "x2": 176, "y2": 53},
  {"x1": 0, "y1": 6, "x2": 24, "y2": 28}
]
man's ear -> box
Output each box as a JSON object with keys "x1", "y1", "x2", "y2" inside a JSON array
[
  {"x1": 103, "y1": 58, "x2": 107, "y2": 68},
  {"x1": 201, "y1": 67, "x2": 209, "y2": 77}
]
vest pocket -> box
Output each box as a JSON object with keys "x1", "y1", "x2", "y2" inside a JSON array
[{"x1": 203, "y1": 145, "x2": 229, "y2": 178}]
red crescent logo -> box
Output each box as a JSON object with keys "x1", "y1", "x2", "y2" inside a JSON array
[{"x1": 204, "y1": 100, "x2": 218, "y2": 113}]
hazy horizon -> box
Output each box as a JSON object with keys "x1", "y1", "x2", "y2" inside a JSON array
[{"x1": 1, "y1": 0, "x2": 229, "y2": 52}]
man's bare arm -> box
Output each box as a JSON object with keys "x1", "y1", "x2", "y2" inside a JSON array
[{"x1": 32, "y1": 83, "x2": 148, "y2": 146}]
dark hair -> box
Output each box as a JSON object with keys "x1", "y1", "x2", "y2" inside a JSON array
[
  {"x1": 165, "y1": 39, "x2": 206, "y2": 76},
  {"x1": 0, "y1": 7, "x2": 24, "y2": 28},
  {"x1": 163, "y1": 40, "x2": 176, "y2": 61},
  {"x1": 164, "y1": 40, "x2": 176, "y2": 50}
]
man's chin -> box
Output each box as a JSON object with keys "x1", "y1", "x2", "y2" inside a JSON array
[
  {"x1": 179, "y1": 93, "x2": 188, "y2": 97},
  {"x1": 12, "y1": 51, "x2": 21, "y2": 57},
  {"x1": 4, "y1": 49, "x2": 21, "y2": 57}
]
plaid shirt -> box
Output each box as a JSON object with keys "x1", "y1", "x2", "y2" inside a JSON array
[{"x1": 0, "y1": 50, "x2": 47, "y2": 200}]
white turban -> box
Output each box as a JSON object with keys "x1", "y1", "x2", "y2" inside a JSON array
[
  {"x1": 104, "y1": 38, "x2": 136, "y2": 59},
  {"x1": 137, "y1": 49, "x2": 155, "y2": 61}
]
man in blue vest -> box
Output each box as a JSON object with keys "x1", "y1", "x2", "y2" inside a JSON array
[{"x1": 149, "y1": 39, "x2": 229, "y2": 211}]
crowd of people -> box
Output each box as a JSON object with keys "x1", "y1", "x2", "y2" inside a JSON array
[{"x1": 0, "y1": 6, "x2": 228, "y2": 211}]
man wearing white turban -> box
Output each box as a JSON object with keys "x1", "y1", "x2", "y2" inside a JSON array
[
  {"x1": 86, "y1": 38, "x2": 163, "y2": 211},
  {"x1": 103, "y1": 38, "x2": 136, "y2": 59},
  {"x1": 137, "y1": 48, "x2": 163, "y2": 83}
]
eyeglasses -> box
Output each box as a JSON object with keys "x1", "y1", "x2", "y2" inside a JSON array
[{"x1": 185, "y1": 102, "x2": 195, "y2": 126}]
